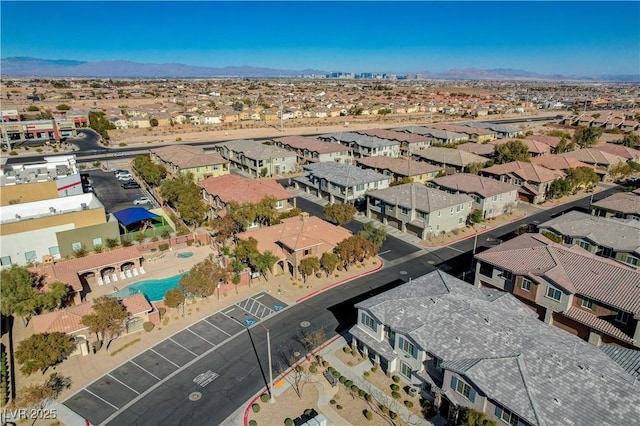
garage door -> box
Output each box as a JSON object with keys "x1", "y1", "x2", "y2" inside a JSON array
[
  {"x1": 406, "y1": 224, "x2": 423, "y2": 238},
  {"x1": 386, "y1": 217, "x2": 402, "y2": 230}
]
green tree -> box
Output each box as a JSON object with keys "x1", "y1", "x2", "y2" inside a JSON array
[
  {"x1": 227, "y1": 201, "x2": 257, "y2": 231},
  {"x1": 55, "y1": 104, "x2": 71, "y2": 111},
  {"x1": 494, "y1": 140, "x2": 531, "y2": 164},
  {"x1": 160, "y1": 173, "x2": 207, "y2": 227},
  {"x1": 251, "y1": 251, "x2": 279, "y2": 281},
  {"x1": 0, "y1": 266, "x2": 40, "y2": 325},
  {"x1": 622, "y1": 132, "x2": 640, "y2": 148},
  {"x1": 334, "y1": 235, "x2": 378, "y2": 270},
  {"x1": 211, "y1": 215, "x2": 237, "y2": 246},
  {"x1": 163, "y1": 288, "x2": 186, "y2": 310},
  {"x1": 38, "y1": 281, "x2": 70, "y2": 312},
  {"x1": 574, "y1": 126, "x2": 603, "y2": 148},
  {"x1": 357, "y1": 222, "x2": 387, "y2": 248},
  {"x1": 547, "y1": 178, "x2": 572, "y2": 200},
  {"x1": 88, "y1": 111, "x2": 116, "y2": 141},
  {"x1": 566, "y1": 166, "x2": 600, "y2": 190},
  {"x1": 461, "y1": 408, "x2": 497, "y2": 426},
  {"x1": 15, "y1": 333, "x2": 73, "y2": 375},
  {"x1": 254, "y1": 196, "x2": 279, "y2": 226},
  {"x1": 179, "y1": 258, "x2": 228, "y2": 297},
  {"x1": 235, "y1": 237, "x2": 259, "y2": 266},
  {"x1": 555, "y1": 137, "x2": 576, "y2": 154},
  {"x1": 105, "y1": 237, "x2": 120, "y2": 250},
  {"x1": 465, "y1": 161, "x2": 486, "y2": 175},
  {"x1": 133, "y1": 154, "x2": 166, "y2": 186},
  {"x1": 323, "y1": 203, "x2": 357, "y2": 226},
  {"x1": 81, "y1": 296, "x2": 129, "y2": 351},
  {"x1": 320, "y1": 252, "x2": 340, "y2": 277},
  {"x1": 469, "y1": 209, "x2": 483, "y2": 224},
  {"x1": 298, "y1": 257, "x2": 320, "y2": 282},
  {"x1": 149, "y1": 118, "x2": 159, "y2": 127},
  {"x1": 389, "y1": 177, "x2": 414, "y2": 187}
]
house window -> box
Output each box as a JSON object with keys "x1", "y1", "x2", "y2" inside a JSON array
[
  {"x1": 303, "y1": 248, "x2": 311, "y2": 256},
  {"x1": 624, "y1": 255, "x2": 639, "y2": 266},
  {"x1": 495, "y1": 406, "x2": 521, "y2": 426},
  {"x1": 92, "y1": 238, "x2": 102, "y2": 247},
  {"x1": 615, "y1": 311, "x2": 630, "y2": 324},
  {"x1": 400, "y1": 362, "x2": 412, "y2": 379},
  {"x1": 361, "y1": 312, "x2": 377, "y2": 331},
  {"x1": 399, "y1": 337, "x2": 417, "y2": 358},
  {"x1": 418, "y1": 211, "x2": 427, "y2": 219},
  {"x1": 578, "y1": 240, "x2": 591, "y2": 251},
  {"x1": 450, "y1": 207, "x2": 454, "y2": 215},
  {"x1": 456, "y1": 205, "x2": 461, "y2": 212},
  {"x1": 71, "y1": 242, "x2": 82, "y2": 251},
  {"x1": 492, "y1": 195, "x2": 497, "y2": 201},
  {"x1": 356, "y1": 184, "x2": 365, "y2": 191},
  {"x1": 275, "y1": 200, "x2": 284, "y2": 209},
  {"x1": 581, "y1": 297, "x2": 594, "y2": 310},
  {"x1": 514, "y1": 178, "x2": 523, "y2": 185},
  {"x1": 49, "y1": 246, "x2": 60, "y2": 257},
  {"x1": 563, "y1": 236, "x2": 574, "y2": 244},
  {"x1": 450, "y1": 376, "x2": 476, "y2": 403},
  {"x1": 521, "y1": 278, "x2": 532, "y2": 292},
  {"x1": 600, "y1": 247, "x2": 613, "y2": 258},
  {"x1": 0, "y1": 256, "x2": 11, "y2": 266},
  {"x1": 502, "y1": 270, "x2": 513, "y2": 281},
  {"x1": 400, "y1": 207, "x2": 409, "y2": 215},
  {"x1": 438, "y1": 211, "x2": 441, "y2": 217},
  {"x1": 458, "y1": 217, "x2": 464, "y2": 224},
  {"x1": 434, "y1": 357, "x2": 443, "y2": 371},
  {"x1": 545, "y1": 286, "x2": 562, "y2": 302},
  {"x1": 24, "y1": 251, "x2": 37, "y2": 263},
  {"x1": 479, "y1": 262, "x2": 493, "y2": 277}
]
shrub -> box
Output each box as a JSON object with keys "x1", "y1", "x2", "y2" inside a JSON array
[
  {"x1": 151, "y1": 236, "x2": 159, "y2": 242},
  {"x1": 364, "y1": 409, "x2": 373, "y2": 420},
  {"x1": 404, "y1": 400, "x2": 414, "y2": 408},
  {"x1": 381, "y1": 406, "x2": 389, "y2": 415},
  {"x1": 371, "y1": 366, "x2": 378, "y2": 373},
  {"x1": 119, "y1": 143, "x2": 127, "y2": 147},
  {"x1": 332, "y1": 370, "x2": 341, "y2": 378},
  {"x1": 344, "y1": 379, "x2": 353, "y2": 388},
  {"x1": 392, "y1": 375, "x2": 400, "y2": 383},
  {"x1": 316, "y1": 272, "x2": 322, "y2": 278},
  {"x1": 363, "y1": 371, "x2": 370, "y2": 377},
  {"x1": 249, "y1": 421, "x2": 257, "y2": 426},
  {"x1": 392, "y1": 391, "x2": 401, "y2": 399},
  {"x1": 327, "y1": 366, "x2": 335, "y2": 374},
  {"x1": 338, "y1": 376, "x2": 347, "y2": 384},
  {"x1": 365, "y1": 393, "x2": 372, "y2": 402},
  {"x1": 284, "y1": 419, "x2": 294, "y2": 426},
  {"x1": 252, "y1": 403, "x2": 260, "y2": 413},
  {"x1": 336, "y1": 405, "x2": 343, "y2": 410},
  {"x1": 350, "y1": 385, "x2": 359, "y2": 393},
  {"x1": 159, "y1": 243, "x2": 170, "y2": 251},
  {"x1": 260, "y1": 394, "x2": 269, "y2": 403},
  {"x1": 158, "y1": 307, "x2": 166, "y2": 318},
  {"x1": 359, "y1": 389, "x2": 366, "y2": 398},
  {"x1": 343, "y1": 346, "x2": 351, "y2": 354},
  {"x1": 329, "y1": 399, "x2": 336, "y2": 405},
  {"x1": 309, "y1": 365, "x2": 317, "y2": 374},
  {"x1": 391, "y1": 383, "x2": 400, "y2": 392},
  {"x1": 122, "y1": 240, "x2": 133, "y2": 247},
  {"x1": 143, "y1": 322, "x2": 155, "y2": 332},
  {"x1": 389, "y1": 411, "x2": 397, "y2": 420},
  {"x1": 322, "y1": 360, "x2": 328, "y2": 367}
]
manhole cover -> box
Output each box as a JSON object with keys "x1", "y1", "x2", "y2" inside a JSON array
[
  {"x1": 300, "y1": 321, "x2": 311, "y2": 328},
  {"x1": 399, "y1": 270, "x2": 408, "y2": 275},
  {"x1": 293, "y1": 351, "x2": 300, "y2": 357},
  {"x1": 189, "y1": 392, "x2": 202, "y2": 401}
]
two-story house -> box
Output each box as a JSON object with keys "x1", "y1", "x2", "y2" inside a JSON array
[
  {"x1": 355, "y1": 129, "x2": 433, "y2": 155},
  {"x1": 591, "y1": 188, "x2": 640, "y2": 220},
  {"x1": 411, "y1": 147, "x2": 488, "y2": 174},
  {"x1": 395, "y1": 126, "x2": 469, "y2": 146},
  {"x1": 366, "y1": 183, "x2": 473, "y2": 239},
  {"x1": 474, "y1": 233, "x2": 640, "y2": 348},
  {"x1": 461, "y1": 122, "x2": 523, "y2": 139},
  {"x1": 317, "y1": 132, "x2": 401, "y2": 158},
  {"x1": 272, "y1": 135, "x2": 354, "y2": 165},
  {"x1": 537, "y1": 211, "x2": 640, "y2": 267},
  {"x1": 294, "y1": 162, "x2": 391, "y2": 204},
  {"x1": 198, "y1": 174, "x2": 296, "y2": 222},
  {"x1": 149, "y1": 145, "x2": 229, "y2": 183},
  {"x1": 356, "y1": 156, "x2": 442, "y2": 185},
  {"x1": 213, "y1": 139, "x2": 298, "y2": 178},
  {"x1": 560, "y1": 148, "x2": 627, "y2": 176},
  {"x1": 430, "y1": 173, "x2": 519, "y2": 219},
  {"x1": 481, "y1": 161, "x2": 565, "y2": 204},
  {"x1": 350, "y1": 269, "x2": 640, "y2": 426},
  {"x1": 235, "y1": 212, "x2": 351, "y2": 279},
  {"x1": 430, "y1": 123, "x2": 497, "y2": 143}
]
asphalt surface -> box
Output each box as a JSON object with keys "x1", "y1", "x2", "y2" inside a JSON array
[
  {"x1": 86, "y1": 169, "x2": 158, "y2": 214},
  {"x1": 62, "y1": 184, "x2": 620, "y2": 426}
]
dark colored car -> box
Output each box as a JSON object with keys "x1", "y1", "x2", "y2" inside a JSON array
[{"x1": 122, "y1": 181, "x2": 141, "y2": 189}]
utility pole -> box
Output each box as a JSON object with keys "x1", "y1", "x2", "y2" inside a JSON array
[{"x1": 263, "y1": 326, "x2": 275, "y2": 403}]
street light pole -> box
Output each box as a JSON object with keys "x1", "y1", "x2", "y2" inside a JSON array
[{"x1": 264, "y1": 326, "x2": 275, "y2": 403}]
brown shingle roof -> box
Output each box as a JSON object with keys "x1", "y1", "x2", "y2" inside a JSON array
[
  {"x1": 455, "y1": 142, "x2": 495, "y2": 157},
  {"x1": 432, "y1": 173, "x2": 519, "y2": 198},
  {"x1": 531, "y1": 155, "x2": 594, "y2": 171},
  {"x1": 356, "y1": 156, "x2": 442, "y2": 177},
  {"x1": 198, "y1": 175, "x2": 294, "y2": 205},
  {"x1": 561, "y1": 148, "x2": 626, "y2": 167},
  {"x1": 482, "y1": 161, "x2": 565, "y2": 183},
  {"x1": 274, "y1": 135, "x2": 349, "y2": 154},
  {"x1": 357, "y1": 129, "x2": 431, "y2": 144},
  {"x1": 593, "y1": 144, "x2": 640, "y2": 161}
]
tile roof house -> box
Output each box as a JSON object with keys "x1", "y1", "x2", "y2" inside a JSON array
[
  {"x1": 490, "y1": 138, "x2": 552, "y2": 157},
  {"x1": 356, "y1": 156, "x2": 443, "y2": 184},
  {"x1": 149, "y1": 145, "x2": 229, "y2": 183},
  {"x1": 294, "y1": 162, "x2": 391, "y2": 204},
  {"x1": 236, "y1": 212, "x2": 351, "y2": 279},
  {"x1": 538, "y1": 210, "x2": 640, "y2": 268},
  {"x1": 474, "y1": 233, "x2": 640, "y2": 348},
  {"x1": 411, "y1": 147, "x2": 489, "y2": 173},
  {"x1": 272, "y1": 135, "x2": 354, "y2": 165},
  {"x1": 525, "y1": 135, "x2": 564, "y2": 151},
  {"x1": 460, "y1": 122, "x2": 523, "y2": 138},
  {"x1": 431, "y1": 173, "x2": 519, "y2": 219},
  {"x1": 591, "y1": 189, "x2": 640, "y2": 220},
  {"x1": 592, "y1": 144, "x2": 640, "y2": 162},
  {"x1": 481, "y1": 161, "x2": 565, "y2": 204},
  {"x1": 213, "y1": 139, "x2": 298, "y2": 178},
  {"x1": 395, "y1": 126, "x2": 469, "y2": 145},
  {"x1": 530, "y1": 154, "x2": 596, "y2": 173},
  {"x1": 198, "y1": 174, "x2": 296, "y2": 222},
  {"x1": 366, "y1": 183, "x2": 473, "y2": 239},
  {"x1": 430, "y1": 123, "x2": 497, "y2": 143},
  {"x1": 560, "y1": 148, "x2": 627, "y2": 174},
  {"x1": 355, "y1": 129, "x2": 433, "y2": 154},
  {"x1": 317, "y1": 132, "x2": 401, "y2": 158},
  {"x1": 349, "y1": 269, "x2": 640, "y2": 426},
  {"x1": 455, "y1": 142, "x2": 496, "y2": 158}
]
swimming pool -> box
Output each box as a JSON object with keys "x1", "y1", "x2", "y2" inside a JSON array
[
  {"x1": 176, "y1": 252, "x2": 194, "y2": 258},
  {"x1": 109, "y1": 272, "x2": 187, "y2": 302}
]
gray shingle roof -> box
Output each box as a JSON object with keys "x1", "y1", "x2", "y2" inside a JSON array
[
  {"x1": 367, "y1": 183, "x2": 472, "y2": 212},
  {"x1": 352, "y1": 270, "x2": 640, "y2": 426},
  {"x1": 318, "y1": 132, "x2": 400, "y2": 149},
  {"x1": 395, "y1": 126, "x2": 469, "y2": 141},
  {"x1": 216, "y1": 139, "x2": 295, "y2": 160},
  {"x1": 538, "y1": 211, "x2": 640, "y2": 254},
  {"x1": 601, "y1": 344, "x2": 640, "y2": 378},
  {"x1": 591, "y1": 191, "x2": 640, "y2": 216},
  {"x1": 460, "y1": 122, "x2": 522, "y2": 134},
  {"x1": 412, "y1": 147, "x2": 488, "y2": 167},
  {"x1": 302, "y1": 162, "x2": 390, "y2": 187}
]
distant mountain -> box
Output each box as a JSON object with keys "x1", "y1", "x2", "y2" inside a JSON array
[{"x1": 1, "y1": 57, "x2": 638, "y2": 82}]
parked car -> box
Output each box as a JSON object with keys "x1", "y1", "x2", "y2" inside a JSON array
[
  {"x1": 83, "y1": 185, "x2": 94, "y2": 193},
  {"x1": 133, "y1": 197, "x2": 151, "y2": 205},
  {"x1": 117, "y1": 175, "x2": 134, "y2": 181},
  {"x1": 114, "y1": 170, "x2": 129, "y2": 176},
  {"x1": 122, "y1": 181, "x2": 141, "y2": 189}
]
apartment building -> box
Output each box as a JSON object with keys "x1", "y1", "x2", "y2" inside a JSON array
[
  {"x1": 411, "y1": 147, "x2": 488, "y2": 174},
  {"x1": 395, "y1": 126, "x2": 469, "y2": 145},
  {"x1": 356, "y1": 156, "x2": 442, "y2": 184},
  {"x1": 366, "y1": 184, "x2": 472, "y2": 239},
  {"x1": 481, "y1": 161, "x2": 565, "y2": 204},
  {"x1": 213, "y1": 139, "x2": 298, "y2": 177},
  {"x1": 591, "y1": 188, "x2": 640, "y2": 220},
  {"x1": 350, "y1": 269, "x2": 640, "y2": 426},
  {"x1": 272, "y1": 135, "x2": 353, "y2": 165},
  {"x1": 149, "y1": 145, "x2": 230, "y2": 183},
  {"x1": 355, "y1": 128, "x2": 433, "y2": 155},
  {"x1": 474, "y1": 233, "x2": 640, "y2": 348},
  {"x1": 317, "y1": 132, "x2": 401, "y2": 158}
]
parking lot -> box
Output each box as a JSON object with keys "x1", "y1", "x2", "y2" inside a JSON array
[
  {"x1": 63, "y1": 292, "x2": 288, "y2": 425},
  {"x1": 84, "y1": 169, "x2": 158, "y2": 214}
]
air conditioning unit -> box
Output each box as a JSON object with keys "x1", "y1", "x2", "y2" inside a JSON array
[{"x1": 408, "y1": 386, "x2": 418, "y2": 397}]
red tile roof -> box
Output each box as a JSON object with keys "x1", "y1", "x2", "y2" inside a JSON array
[
  {"x1": 476, "y1": 234, "x2": 640, "y2": 314},
  {"x1": 150, "y1": 145, "x2": 227, "y2": 169},
  {"x1": 433, "y1": 173, "x2": 519, "y2": 198},
  {"x1": 531, "y1": 155, "x2": 594, "y2": 171},
  {"x1": 593, "y1": 144, "x2": 640, "y2": 161},
  {"x1": 199, "y1": 174, "x2": 295, "y2": 205},
  {"x1": 564, "y1": 307, "x2": 634, "y2": 344},
  {"x1": 482, "y1": 161, "x2": 565, "y2": 183}
]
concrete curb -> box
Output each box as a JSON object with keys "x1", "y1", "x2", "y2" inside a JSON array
[{"x1": 296, "y1": 256, "x2": 384, "y2": 303}]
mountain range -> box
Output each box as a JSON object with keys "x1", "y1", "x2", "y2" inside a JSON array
[{"x1": 1, "y1": 57, "x2": 638, "y2": 82}]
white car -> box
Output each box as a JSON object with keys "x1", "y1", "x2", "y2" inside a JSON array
[
  {"x1": 114, "y1": 170, "x2": 129, "y2": 177},
  {"x1": 133, "y1": 197, "x2": 151, "y2": 205},
  {"x1": 117, "y1": 174, "x2": 133, "y2": 181}
]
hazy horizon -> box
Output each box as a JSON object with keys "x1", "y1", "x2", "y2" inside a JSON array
[{"x1": 2, "y1": 1, "x2": 639, "y2": 76}]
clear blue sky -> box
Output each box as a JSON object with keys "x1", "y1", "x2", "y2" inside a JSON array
[{"x1": 2, "y1": 1, "x2": 638, "y2": 76}]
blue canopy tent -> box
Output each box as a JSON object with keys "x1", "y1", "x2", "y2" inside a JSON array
[{"x1": 112, "y1": 207, "x2": 166, "y2": 234}]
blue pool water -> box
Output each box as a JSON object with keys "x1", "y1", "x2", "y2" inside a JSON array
[
  {"x1": 177, "y1": 252, "x2": 194, "y2": 258},
  {"x1": 109, "y1": 273, "x2": 187, "y2": 302}
]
